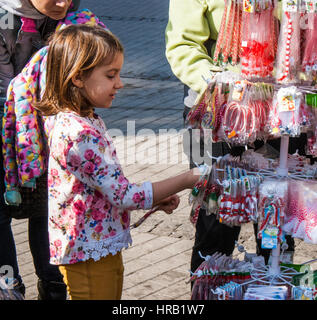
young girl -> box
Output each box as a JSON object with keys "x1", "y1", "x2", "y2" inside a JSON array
[
  {"x1": 0, "y1": 0, "x2": 80, "y2": 300},
  {"x1": 36, "y1": 24, "x2": 200, "y2": 300}
]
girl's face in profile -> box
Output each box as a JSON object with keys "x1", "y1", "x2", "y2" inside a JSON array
[
  {"x1": 76, "y1": 53, "x2": 124, "y2": 109},
  {"x1": 29, "y1": 0, "x2": 72, "y2": 20}
]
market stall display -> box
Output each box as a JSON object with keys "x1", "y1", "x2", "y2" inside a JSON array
[{"x1": 187, "y1": 0, "x2": 317, "y2": 300}]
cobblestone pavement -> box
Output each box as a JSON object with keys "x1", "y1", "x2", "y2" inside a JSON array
[{"x1": 12, "y1": 0, "x2": 317, "y2": 300}]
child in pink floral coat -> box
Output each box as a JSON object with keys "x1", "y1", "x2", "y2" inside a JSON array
[{"x1": 36, "y1": 24, "x2": 199, "y2": 300}]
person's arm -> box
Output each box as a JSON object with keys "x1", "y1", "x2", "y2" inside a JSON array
[
  {"x1": 152, "y1": 169, "x2": 199, "y2": 206},
  {"x1": 165, "y1": 0, "x2": 223, "y2": 99},
  {"x1": 0, "y1": 30, "x2": 18, "y2": 203},
  {"x1": 0, "y1": 31, "x2": 14, "y2": 107},
  {"x1": 64, "y1": 132, "x2": 153, "y2": 210},
  {"x1": 61, "y1": 122, "x2": 199, "y2": 211}
]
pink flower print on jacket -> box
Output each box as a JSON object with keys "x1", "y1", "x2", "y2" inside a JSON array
[
  {"x1": 69, "y1": 154, "x2": 82, "y2": 168},
  {"x1": 46, "y1": 112, "x2": 153, "y2": 265},
  {"x1": 73, "y1": 200, "x2": 86, "y2": 216},
  {"x1": 121, "y1": 210, "x2": 130, "y2": 230},
  {"x1": 84, "y1": 149, "x2": 94, "y2": 161},
  {"x1": 132, "y1": 191, "x2": 146, "y2": 208},
  {"x1": 72, "y1": 181, "x2": 85, "y2": 194},
  {"x1": 83, "y1": 161, "x2": 95, "y2": 175}
]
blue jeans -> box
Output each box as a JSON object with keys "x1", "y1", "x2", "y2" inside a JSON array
[{"x1": 0, "y1": 112, "x2": 63, "y2": 286}]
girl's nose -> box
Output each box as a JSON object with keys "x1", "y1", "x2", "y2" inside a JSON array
[{"x1": 116, "y1": 77, "x2": 124, "y2": 89}]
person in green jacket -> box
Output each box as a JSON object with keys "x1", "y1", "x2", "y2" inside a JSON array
[
  {"x1": 165, "y1": 0, "x2": 242, "y2": 279},
  {"x1": 166, "y1": 0, "x2": 225, "y2": 102},
  {"x1": 165, "y1": 0, "x2": 297, "y2": 279}
]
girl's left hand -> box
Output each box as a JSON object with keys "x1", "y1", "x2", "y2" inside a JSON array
[{"x1": 156, "y1": 194, "x2": 180, "y2": 214}]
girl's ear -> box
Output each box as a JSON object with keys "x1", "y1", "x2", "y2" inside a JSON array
[{"x1": 71, "y1": 72, "x2": 84, "y2": 88}]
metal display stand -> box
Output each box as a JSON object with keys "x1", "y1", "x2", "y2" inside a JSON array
[
  {"x1": 247, "y1": 135, "x2": 300, "y2": 286},
  {"x1": 269, "y1": 135, "x2": 289, "y2": 276}
]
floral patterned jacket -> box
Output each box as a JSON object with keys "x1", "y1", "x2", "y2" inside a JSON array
[
  {"x1": 45, "y1": 112, "x2": 153, "y2": 265},
  {"x1": 1, "y1": 9, "x2": 107, "y2": 205},
  {"x1": 2, "y1": 46, "x2": 48, "y2": 195}
]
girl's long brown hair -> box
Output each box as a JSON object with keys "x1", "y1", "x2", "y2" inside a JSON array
[{"x1": 36, "y1": 24, "x2": 123, "y2": 117}]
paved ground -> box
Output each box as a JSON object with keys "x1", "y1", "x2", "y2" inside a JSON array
[{"x1": 11, "y1": 0, "x2": 317, "y2": 300}]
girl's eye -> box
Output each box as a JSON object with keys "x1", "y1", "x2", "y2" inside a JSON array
[{"x1": 107, "y1": 75, "x2": 115, "y2": 79}]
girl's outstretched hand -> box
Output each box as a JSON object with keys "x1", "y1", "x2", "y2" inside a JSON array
[{"x1": 156, "y1": 194, "x2": 180, "y2": 214}]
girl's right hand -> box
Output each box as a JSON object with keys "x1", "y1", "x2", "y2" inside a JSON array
[{"x1": 156, "y1": 194, "x2": 180, "y2": 214}]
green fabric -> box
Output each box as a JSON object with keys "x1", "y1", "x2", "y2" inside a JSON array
[
  {"x1": 165, "y1": 0, "x2": 228, "y2": 100},
  {"x1": 165, "y1": 0, "x2": 281, "y2": 102}
]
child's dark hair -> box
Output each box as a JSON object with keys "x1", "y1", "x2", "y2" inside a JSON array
[{"x1": 36, "y1": 24, "x2": 124, "y2": 117}]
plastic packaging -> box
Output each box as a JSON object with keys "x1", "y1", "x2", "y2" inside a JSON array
[
  {"x1": 216, "y1": 164, "x2": 263, "y2": 227},
  {"x1": 267, "y1": 86, "x2": 303, "y2": 137},
  {"x1": 191, "y1": 251, "x2": 252, "y2": 300},
  {"x1": 257, "y1": 179, "x2": 288, "y2": 247},
  {"x1": 219, "y1": 80, "x2": 254, "y2": 145},
  {"x1": 244, "y1": 285, "x2": 288, "y2": 300},
  {"x1": 219, "y1": 81, "x2": 273, "y2": 145},
  {"x1": 301, "y1": 8, "x2": 317, "y2": 83},
  {"x1": 283, "y1": 180, "x2": 317, "y2": 244},
  {"x1": 240, "y1": 1, "x2": 278, "y2": 79},
  {"x1": 275, "y1": 0, "x2": 301, "y2": 84}
]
